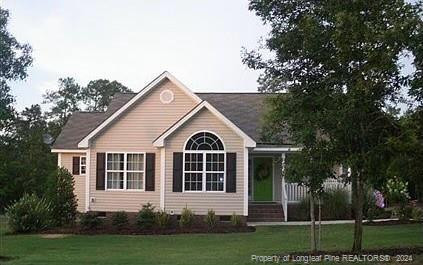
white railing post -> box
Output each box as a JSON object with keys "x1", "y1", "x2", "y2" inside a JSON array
[{"x1": 281, "y1": 153, "x2": 288, "y2": 222}]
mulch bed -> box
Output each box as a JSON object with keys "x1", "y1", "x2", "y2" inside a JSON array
[
  {"x1": 40, "y1": 225, "x2": 255, "y2": 235},
  {"x1": 364, "y1": 220, "x2": 423, "y2": 226},
  {"x1": 286, "y1": 246, "x2": 423, "y2": 256}
]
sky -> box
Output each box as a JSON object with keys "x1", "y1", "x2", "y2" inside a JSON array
[{"x1": 3, "y1": 0, "x2": 268, "y2": 111}]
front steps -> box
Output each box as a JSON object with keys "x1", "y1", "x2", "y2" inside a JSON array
[{"x1": 247, "y1": 203, "x2": 284, "y2": 222}]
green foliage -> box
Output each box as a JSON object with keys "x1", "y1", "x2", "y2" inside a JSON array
[
  {"x1": 230, "y1": 212, "x2": 242, "y2": 227},
  {"x1": 244, "y1": 0, "x2": 423, "y2": 251},
  {"x1": 385, "y1": 176, "x2": 410, "y2": 204},
  {"x1": 322, "y1": 189, "x2": 350, "y2": 220},
  {"x1": 179, "y1": 207, "x2": 194, "y2": 228},
  {"x1": 411, "y1": 207, "x2": 423, "y2": 221},
  {"x1": 82, "y1": 79, "x2": 131, "y2": 111},
  {"x1": 79, "y1": 212, "x2": 103, "y2": 230},
  {"x1": 298, "y1": 189, "x2": 350, "y2": 220},
  {"x1": 43, "y1": 77, "x2": 82, "y2": 127},
  {"x1": 393, "y1": 205, "x2": 413, "y2": 221},
  {"x1": 205, "y1": 209, "x2": 217, "y2": 229},
  {"x1": 6, "y1": 194, "x2": 52, "y2": 233},
  {"x1": 0, "y1": 6, "x2": 34, "y2": 212},
  {"x1": 45, "y1": 167, "x2": 78, "y2": 226},
  {"x1": 155, "y1": 210, "x2": 171, "y2": 229},
  {"x1": 137, "y1": 203, "x2": 156, "y2": 229},
  {"x1": 111, "y1": 211, "x2": 129, "y2": 229}
]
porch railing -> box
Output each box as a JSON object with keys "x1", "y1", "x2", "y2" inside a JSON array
[{"x1": 286, "y1": 179, "x2": 351, "y2": 203}]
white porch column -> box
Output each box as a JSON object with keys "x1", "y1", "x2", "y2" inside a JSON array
[
  {"x1": 243, "y1": 147, "x2": 249, "y2": 216},
  {"x1": 281, "y1": 153, "x2": 288, "y2": 222}
]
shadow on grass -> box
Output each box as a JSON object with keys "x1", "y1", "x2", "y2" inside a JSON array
[{"x1": 0, "y1": 255, "x2": 15, "y2": 262}]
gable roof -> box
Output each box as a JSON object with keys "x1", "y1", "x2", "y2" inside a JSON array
[
  {"x1": 77, "y1": 71, "x2": 202, "y2": 148},
  {"x1": 153, "y1": 101, "x2": 256, "y2": 148},
  {"x1": 52, "y1": 92, "x2": 273, "y2": 150},
  {"x1": 51, "y1": 74, "x2": 281, "y2": 150}
]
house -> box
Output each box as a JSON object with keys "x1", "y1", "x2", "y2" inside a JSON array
[{"x1": 52, "y1": 71, "x2": 347, "y2": 222}]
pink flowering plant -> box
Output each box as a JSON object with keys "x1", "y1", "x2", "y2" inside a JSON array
[{"x1": 373, "y1": 190, "x2": 385, "y2": 208}]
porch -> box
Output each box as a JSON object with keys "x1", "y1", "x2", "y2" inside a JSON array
[{"x1": 247, "y1": 147, "x2": 351, "y2": 222}]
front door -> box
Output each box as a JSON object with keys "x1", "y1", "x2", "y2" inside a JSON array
[{"x1": 253, "y1": 157, "x2": 273, "y2": 201}]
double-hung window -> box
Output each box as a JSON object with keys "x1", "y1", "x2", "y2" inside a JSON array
[
  {"x1": 183, "y1": 132, "x2": 225, "y2": 192},
  {"x1": 106, "y1": 153, "x2": 145, "y2": 190}
]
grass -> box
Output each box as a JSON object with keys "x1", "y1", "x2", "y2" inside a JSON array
[{"x1": 0, "y1": 216, "x2": 422, "y2": 265}]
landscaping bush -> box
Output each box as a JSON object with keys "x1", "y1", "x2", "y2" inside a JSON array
[
  {"x1": 111, "y1": 211, "x2": 129, "y2": 229},
  {"x1": 45, "y1": 167, "x2": 78, "y2": 226},
  {"x1": 179, "y1": 207, "x2": 194, "y2": 228},
  {"x1": 137, "y1": 203, "x2": 156, "y2": 229},
  {"x1": 6, "y1": 194, "x2": 52, "y2": 233},
  {"x1": 230, "y1": 212, "x2": 242, "y2": 227},
  {"x1": 79, "y1": 212, "x2": 103, "y2": 229},
  {"x1": 205, "y1": 209, "x2": 217, "y2": 230},
  {"x1": 156, "y1": 210, "x2": 171, "y2": 229},
  {"x1": 321, "y1": 188, "x2": 350, "y2": 220},
  {"x1": 411, "y1": 207, "x2": 423, "y2": 221},
  {"x1": 297, "y1": 188, "x2": 350, "y2": 220}
]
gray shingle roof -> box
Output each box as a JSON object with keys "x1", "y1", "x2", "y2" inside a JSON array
[{"x1": 52, "y1": 92, "x2": 272, "y2": 149}]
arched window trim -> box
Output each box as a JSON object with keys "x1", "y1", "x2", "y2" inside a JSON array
[
  {"x1": 183, "y1": 130, "x2": 226, "y2": 151},
  {"x1": 183, "y1": 130, "x2": 226, "y2": 192}
]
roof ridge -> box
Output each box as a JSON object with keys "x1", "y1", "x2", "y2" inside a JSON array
[
  {"x1": 74, "y1": 111, "x2": 105, "y2": 114},
  {"x1": 195, "y1": 92, "x2": 275, "y2": 94}
]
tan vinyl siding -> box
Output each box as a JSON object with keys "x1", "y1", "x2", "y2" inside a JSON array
[
  {"x1": 60, "y1": 153, "x2": 86, "y2": 212},
  {"x1": 89, "y1": 79, "x2": 197, "y2": 212},
  {"x1": 165, "y1": 108, "x2": 245, "y2": 216}
]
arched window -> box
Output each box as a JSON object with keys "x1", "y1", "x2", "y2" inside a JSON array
[
  {"x1": 185, "y1": 132, "x2": 224, "y2": 151},
  {"x1": 183, "y1": 131, "x2": 225, "y2": 192}
]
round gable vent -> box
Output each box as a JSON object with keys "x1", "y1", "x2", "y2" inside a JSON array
[{"x1": 160, "y1": 89, "x2": 174, "y2": 104}]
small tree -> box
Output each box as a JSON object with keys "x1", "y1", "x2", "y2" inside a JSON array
[
  {"x1": 45, "y1": 167, "x2": 78, "y2": 226},
  {"x1": 285, "y1": 146, "x2": 335, "y2": 252}
]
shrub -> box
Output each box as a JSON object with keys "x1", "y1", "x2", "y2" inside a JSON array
[
  {"x1": 79, "y1": 212, "x2": 103, "y2": 229},
  {"x1": 385, "y1": 176, "x2": 410, "y2": 205},
  {"x1": 297, "y1": 188, "x2": 350, "y2": 220},
  {"x1": 230, "y1": 212, "x2": 242, "y2": 227},
  {"x1": 411, "y1": 207, "x2": 423, "y2": 221},
  {"x1": 321, "y1": 189, "x2": 349, "y2": 220},
  {"x1": 111, "y1": 211, "x2": 129, "y2": 229},
  {"x1": 45, "y1": 167, "x2": 78, "y2": 226},
  {"x1": 205, "y1": 209, "x2": 217, "y2": 230},
  {"x1": 6, "y1": 194, "x2": 52, "y2": 233},
  {"x1": 137, "y1": 203, "x2": 156, "y2": 229},
  {"x1": 179, "y1": 207, "x2": 194, "y2": 228},
  {"x1": 156, "y1": 210, "x2": 171, "y2": 229}
]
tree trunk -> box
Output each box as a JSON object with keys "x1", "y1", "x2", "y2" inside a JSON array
[
  {"x1": 310, "y1": 192, "x2": 317, "y2": 253},
  {"x1": 318, "y1": 196, "x2": 322, "y2": 251},
  {"x1": 352, "y1": 172, "x2": 364, "y2": 252}
]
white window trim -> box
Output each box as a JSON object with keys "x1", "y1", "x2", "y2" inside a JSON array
[
  {"x1": 105, "y1": 152, "x2": 146, "y2": 191},
  {"x1": 80, "y1": 156, "x2": 87, "y2": 175},
  {"x1": 182, "y1": 131, "x2": 227, "y2": 193}
]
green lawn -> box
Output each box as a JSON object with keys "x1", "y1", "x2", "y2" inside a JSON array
[{"x1": 1, "y1": 216, "x2": 422, "y2": 265}]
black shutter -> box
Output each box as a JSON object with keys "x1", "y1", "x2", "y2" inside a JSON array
[
  {"x1": 226, "y1": 153, "x2": 236, "y2": 193},
  {"x1": 72, "y1": 156, "x2": 80, "y2": 175},
  {"x1": 173, "y1": 152, "x2": 183, "y2": 192},
  {"x1": 96, "y1": 153, "x2": 105, "y2": 190},
  {"x1": 145, "y1": 153, "x2": 155, "y2": 191}
]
